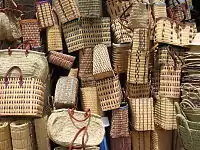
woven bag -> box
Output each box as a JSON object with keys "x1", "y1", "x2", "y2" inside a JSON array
[
  {"x1": 0, "y1": 122, "x2": 12, "y2": 150},
  {"x1": 154, "y1": 18, "x2": 197, "y2": 47},
  {"x1": 68, "y1": 68, "x2": 78, "y2": 77},
  {"x1": 10, "y1": 120, "x2": 36, "y2": 150},
  {"x1": 128, "y1": 97, "x2": 154, "y2": 131},
  {"x1": 152, "y1": 2, "x2": 167, "y2": 19},
  {"x1": 126, "y1": 83, "x2": 150, "y2": 98},
  {"x1": 47, "y1": 109, "x2": 105, "y2": 148},
  {"x1": 48, "y1": 51, "x2": 75, "y2": 69},
  {"x1": 96, "y1": 75, "x2": 122, "y2": 111},
  {"x1": 54, "y1": 76, "x2": 78, "y2": 109},
  {"x1": 93, "y1": 44, "x2": 114, "y2": 80},
  {"x1": 80, "y1": 77, "x2": 96, "y2": 88},
  {"x1": 110, "y1": 105, "x2": 129, "y2": 138},
  {"x1": 110, "y1": 136, "x2": 131, "y2": 150},
  {"x1": 0, "y1": 66, "x2": 45, "y2": 117},
  {"x1": 62, "y1": 17, "x2": 111, "y2": 53}
]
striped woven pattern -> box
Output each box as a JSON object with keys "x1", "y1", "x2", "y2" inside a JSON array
[
  {"x1": 152, "y1": 2, "x2": 167, "y2": 19},
  {"x1": 0, "y1": 122, "x2": 12, "y2": 150},
  {"x1": 126, "y1": 83, "x2": 150, "y2": 98}
]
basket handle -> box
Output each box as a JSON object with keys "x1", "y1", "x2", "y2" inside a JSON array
[
  {"x1": 180, "y1": 99, "x2": 195, "y2": 109},
  {"x1": 4, "y1": 66, "x2": 23, "y2": 86},
  {"x1": 17, "y1": 39, "x2": 37, "y2": 55},
  {"x1": 68, "y1": 109, "x2": 91, "y2": 122}
]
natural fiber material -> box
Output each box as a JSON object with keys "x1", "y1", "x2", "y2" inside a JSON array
[
  {"x1": 126, "y1": 83, "x2": 150, "y2": 98},
  {"x1": 110, "y1": 105, "x2": 129, "y2": 138},
  {"x1": 80, "y1": 77, "x2": 96, "y2": 88},
  {"x1": 110, "y1": 136, "x2": 131, "y2": 150},
  {"x1": 0, "y1": 49, "x2": 49, "y2": 83},
  {"x1": 55, "y1": 146, "x2": 100, "y2": 150},
  {"x1": 34, "y1": 116, "x2": 50, "y2": 150},
  {"x1": 154, "y1": 18, "x2": 197, "y2": 46},
  {"x1": 47, "y1": 109, "x2": 105, "y2": 147},
  {"x1": 20, "y1": 19, "x2": 41, "y2": 46},
  {"x1": 10, "y1": 120, "x2": 35, "y2": 150},
  {"x1": 81, "y1": 87, "x2": 103, "y2": 116},
  {"x1": 96, "y1": 76, "x2": 122, "y2": 111},
  {"x1": 48, "y1": 51, "x2": 75, "y2": 69},
  {"x1": 93, "y1": 44, "x2": 113, "y2": 80},
  {"x1": 54, "y1": 76, "x2": 78, "y2": 108},
  {"x1": 47, "y1": 25, "x2": 62, "y2": 51},
  {"x1": 68, "y1": 68, "x2": 78, "y2": 77},
  {"x1": 36, "y1": 1, "x2": 55, "y2": 28},
  {"x1": 129, "y1": 97, "x2": 154, "y2": 131},
  {"x1": 152, "y1": 2, "x2": 167, "y2": 19},
  {"x1": 0, "y1": 122, "x2": 12, "y2": 150},
  {"x1": 62, "y1": 17, "x2": 111, "y2": 53}
]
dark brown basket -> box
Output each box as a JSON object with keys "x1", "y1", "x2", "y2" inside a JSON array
[{"x1": 110, "y1": 136, "x2": 131, "y2": 150}]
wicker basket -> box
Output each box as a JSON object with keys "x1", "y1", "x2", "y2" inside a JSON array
[
  {"x1": 36, "y1": 1, "x2": 55, "y2": 28},
  {"x1": 112, "y1": 43, "x2": 130, "y2": 73},
  {"x1": 0, "y1": 122, "x2": 12, "y2": 150},
  {"x1": 55, "y1": 146, "x2": 100, "y2": 150},
  {"x1": 126, "y1": 83, "x2": 150, "y2": 98},
  {"x1": 81, "y1": 87, "x2": 103, "y2": 116},
  {"x1": 80, "y1": 77, "x2": 96, "y2": 88},
  {"x1": 96, "y1": 75, "x2": 122, "y2": 111},
  {"x1": 152, "y1": 2, "x2": 167, "y2": 19},
  {"x1": 10, "y1": 120, "x2": 36, "y2": 150},
  {"x1": 48, "y1": 51, "x2": 75, "y2": 69},
  {"x1": 20, "y1": 19, "x2": 41, "y2": 46},
  {"x1": 34, "y1": 116, "x2": 51, "y2": 150},
  {"x1": 68, "y1": 68, "x2": 78, "y2": 77},
  {"x1": 93, "y1": 44, "x2": 114, "y2": 80},
  {"x1": 62, "y1": 17, "x2": 111, "y2": 53},
  {"x1": 128, "y1": 97, "x2": 154, "y2": 131},
  {"x1": 110, "y1": 136, "x2": 131, "y2": 150}
]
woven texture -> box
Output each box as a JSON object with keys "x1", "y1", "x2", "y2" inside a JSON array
[
  {"x1": 129, "y1": 97, "x2": 154, "y2": 131},
  {"x1": 54, "y1": 76, "x2": 78, "y2": 108},
  {"x1": 126, "y1": 83, "x2": 150, "y2": 98},
  {"x1": 10, "y1": 120, "x2": 35, "y2": 150},
  {"x1": 0, "y1": 122, "x2": 12, "y2": 150},
  {"x1": 110, "y1": 136, "x2": 131, "y2": 150},
  {"x1": 48, "y1": 51, "x2": 75, "y2": 69},
  {"x1": 96, "y1": 76, "x2": 122, "y2": 111},
  {"x1": 47, "y1": 109, "x2": 105, "y2": 147},
  {"x1": 62, "y1": 17, "x2": 111, "y2": 53},
  {"x1": 152, "y1": 2, "x2": 167, "y2": 19},
  {"x1": 55, "y1": 146, "x2": 100, "y2": 150}
]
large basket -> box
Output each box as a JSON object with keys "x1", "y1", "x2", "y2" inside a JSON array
[
  {"x1": 126, "y1": 83, "x2": 150, "y2": 98},
  {"x1": 128, "y1": 97, "x2": 154, "y2": 131},
  {"x1": 0, "y1": 122, "x2": 12, "y2": 150},
  {"x1": 152, "y1": 2, "x2": 167, "y2": 19},
  {"x1": 62, "y1": 17, "x2": 111, "y2": 53},
  {"x1": 110, "y1": 136, "x2": 131, "y2": 150}
]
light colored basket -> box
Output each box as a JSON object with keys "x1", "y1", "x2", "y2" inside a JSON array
[
  {"x1": 68, "y1": 68, "x2": 78, "y2": 77},
  {"x1": 34, "y1": 116, "x2": 51, "y2": 150},
  {"x1": 55, "y1": 146, "x2": 100, "y2": 150},
  {"x1": 96, "y1": 76, "x2": 122, "y2": 111},
  {"x1": 152, "y1": 2, "x2": 167, "y2": 19},
  {"x1": 10, "y1": 120, "x2": 35, "y2": 150},
  {"x1": 0, "y1": 122, "x2": 12, "y2": 150},
  {"x1": 93, "y1": 44, "x2": 114, "y2": 80},
  {"x1": 126, "y1": 83, "x2": 150, "y2": 98},
  {"x1": 128, "y1": 97, "x2": 154, "y2": 131},
  {"x1": 62, "y1": 17, "x2": 111, "y2": 53},
  {"x1": 110, "y1": 136, "x2": 131, "y2": 150}
]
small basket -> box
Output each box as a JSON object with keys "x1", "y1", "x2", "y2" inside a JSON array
[
  {"x1": 110, "y1": 136, "x2": 131, "y2": 150},
  {"x1": 126, "y1": 83, "x2": 150, "y2": 98},
  {"x1": 0, "y1": 122, "x2": 12, "y2": 150},
  {"x1": 152, "y1": 2, "x2": 167, "y2": 19}
]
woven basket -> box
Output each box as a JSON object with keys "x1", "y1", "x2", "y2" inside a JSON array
[
  {"x1": 68, "y1": 68, "x2": 78, "y2": 77},
  {"x1": 154, "y1": 18, "x2": 197, "y2": 47},
  {"x1": 47, "y1": 109, "x2": 105, "y2": 147},
  {"x1": 36, "y1": 1, "x2": 55, "y2": 28},
  {"x1": 20, "y1": 19, "x2": 41, "y2": 46},
  {"x1": 110, "y1": 136, "x2": 131, "y2": 150},
  {"x1": 112, "y1": 43, "x2": 130, "y2": 73},
  {"x1": 10, "y1": 120, "x2": 35, "y2": 150},
  {"x1": 34, "y1": 116, "x2": 51, "y2": 150},
  {"x1": 129, "y1": 97, "x2": 154, "y2": 131},
  {"x1": 0, "y1": 122, "x2": 12, "y2": 150},
  {"x1": 93, "y1": 44, "x2": 114, "y2": 80},
  {"x1": 54, "y1": 76, "x2": 78, "y2": 108},
  {"x1": 80, "y1": 77, "x2": 96, "y2": 88},
  {"x1": 110, "y1": 105, "x2": 129, "y2": 138},
  {"x1": 55, "y1": 146, "x2": 100, "y2": 150},
  {"x1": 152, "y1": 2, "x2": 167, "y2": 19},
  {"x1": 126, "y1": 83, "x2": 150, "y2": 98},
  {"x1": 62, "y1": 17, "x2": 111, "y2": 53},
  {"x1": 96, "y1": 75, "x2": 122, "y2": 111},
  {"x1": 48, "y1": 51, "x2": 75, "y2": 69},
  {"x1": 81, "y1": 87, "x2": 103, "y2": 116}
]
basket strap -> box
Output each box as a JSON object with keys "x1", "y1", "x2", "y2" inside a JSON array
[{"x1": 68, "y1": 109, "x2": 91, "y2": 122}]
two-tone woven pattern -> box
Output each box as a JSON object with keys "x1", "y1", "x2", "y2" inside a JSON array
[
  {"x1": 110, "y1": 136, "x2": 131, "y2": 150},
  {"x1": 10, "y1": 120, "x2": 35, "y2": 150},
  {"x1": 48, "y1": 51, "x2": 75, "y2": 69},
  {"x1": 0, "y1": 122, "x2": 12, "y2": 150},
  {"x1": 129, "y1": 97, "x2": 154, "y2": 131},
  {"x1": 110, "y1": 105, "x2": 130, "y2": 138},
  {"x1": 152, "y1": 2, "x2": 167, "y2": 19},
  {"x1": 80, "y1": 77, "x2": 96, "y2": 88},
  {"x1": 154, "y1": 18, "x2": 197, "y2": 46},
  {"x1": 20, "y1": 19, "x2": 41, "y2": 46},
  {"x1": 47, "y1": 25, "x2": 62, "y2": 51},
  {"x1": 36, "y1": 1, "x2": 55, "y2": 28},
  {"x1": 126, "y1": 83, "x2": 150, "y2": 98},
  {"x1": 62, "y1": 17, "x2": 111, "y2": 53},
  {"x1": 96, "y1": 76, "x2": 122, "y2": 111}
]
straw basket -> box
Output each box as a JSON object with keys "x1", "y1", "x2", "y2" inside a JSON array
[
  {"x1": 126, "y1": 83, "x2": 150, "y2": 98},
  {"x1": 110, "y1": 136, "x2": 131, "y2": 150},
  {"x1": 62, "y1": 17, "x2": 111, "y2": 53},
  {"x1": 93, "y1": 44, "x2": 113, "y2": 80},
  {"x1": 80, "y1": 76, "x2": 96, "y2": 88},
  {"x1": 10, "y1": 120, "x2": 36, "y2": 150},
  {"x1": 54, "y1": 76, "x2": 78, "y2": 108},
  {"x1": 128, "y1": 97, "x2": 154, "y2": 131},
  {"x1": 152, "y1": 2, "x2": 167, "y2": 19},
  {"x1": 36, "y1": 1, "x2": 55, "y2": 28},
  {"x1": 81, "y1": 87, "x2": 103, "y2": 116},
  {"x1": 55, "y1": 146, "x2": 100, "y2": 150},
  {"x1": 154, "y1": 18, "x2": 197, "y2": 46},
  {"x1": 47, "y1": 109, "x2": 105, "y2": 147},
  {"x1": 110, "y1": 105, "x2": 129, "y2": 138},
  {"x1": 20, "y1": 19, "x2": 41, "y2": 46},
  {"x1": 34, "y1": 116, "x2": 51, "y2": 150},
  {"x1": 0, "y1": 122, "x2": 12, "y2": 150},
  {"x1": 96, "y1": 75, "x2": 122, "y2": 111},
  {"x1": 68, "y1": 68, "x2": 78, "y2": 77}
]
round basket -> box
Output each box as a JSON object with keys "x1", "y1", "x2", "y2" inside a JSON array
[{"x1": 0, "y1": 122, "x2": 12, "y2": 150}]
